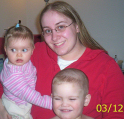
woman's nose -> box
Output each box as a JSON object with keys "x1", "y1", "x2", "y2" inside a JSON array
[{"x1": 51, "y1": 30, "x2": 60, "y2": 42}]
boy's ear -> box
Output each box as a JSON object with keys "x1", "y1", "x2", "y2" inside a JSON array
[{"x1": 84, "y1": 94, "x2": 91, "y2": 106}]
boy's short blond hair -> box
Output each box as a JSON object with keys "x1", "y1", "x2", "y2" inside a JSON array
[
  {"x1": 4, "y1": 25, "x2": 34, "y2": 47},
  {"x1": 52, "y1": 68, "x2": 89, "y2": 96}
]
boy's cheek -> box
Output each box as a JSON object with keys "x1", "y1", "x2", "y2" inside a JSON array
[{"x1": 53, "y1": 101, "x2": 60, "y2": 109}]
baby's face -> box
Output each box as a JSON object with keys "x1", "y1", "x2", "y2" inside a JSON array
[
  {"x1": 5, "y1": 38, "x2": 34, "y2": 66},
  {"x1": 52, "y1": 82, "x2": 86, "y2": 119}
]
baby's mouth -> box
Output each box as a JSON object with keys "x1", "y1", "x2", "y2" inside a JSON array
[{"x1": 16, "y1": 59, "x2": 23, "y2": 63}]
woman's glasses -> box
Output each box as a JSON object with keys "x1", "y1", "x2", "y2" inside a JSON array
[{"x1": 42, "y1": 22, "x2": 73, "y2": 36}]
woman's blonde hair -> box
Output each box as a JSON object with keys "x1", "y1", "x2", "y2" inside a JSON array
[
  {"x1": 4, "y1": 25, "x2": 34, "y2": 47},
  {"x1": 40, "y1": 1, "x2": 107, "y2": 52}
]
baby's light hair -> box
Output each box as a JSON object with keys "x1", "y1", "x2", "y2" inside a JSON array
[
  {"x1": 4, "y1": 25, "x2": 34, "y2": 47},
  {"x1": 52, "y1": 68, "x2": 89, "y2": 96}
]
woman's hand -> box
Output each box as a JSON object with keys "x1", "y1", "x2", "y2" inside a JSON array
[{"x1": 0, "y1": 99, "x2": 12, "y2": 119}]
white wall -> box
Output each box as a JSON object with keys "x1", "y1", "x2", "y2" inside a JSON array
[
  {"x1": 0, "y1": 0, "x2": 27, "y2": 36},
  {"x1": 0, "y1": 0, "x2": 124, "y2": 61}
]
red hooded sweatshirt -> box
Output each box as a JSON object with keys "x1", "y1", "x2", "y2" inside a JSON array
[{"x1": 0, "y1": 42, "x2": 124, "y2": 119}]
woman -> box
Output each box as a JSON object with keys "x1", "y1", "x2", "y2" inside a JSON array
[{"x1": 0, "y1": 1, "x2": 124, "y2": 119}]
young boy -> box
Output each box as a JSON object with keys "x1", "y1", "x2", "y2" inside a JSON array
[
  {"x1": 0, "y1": 24, "x2": 52, "y2": 119},
  {"x1": 51, "y1": 68, "x2": 94, "y2": 119}
]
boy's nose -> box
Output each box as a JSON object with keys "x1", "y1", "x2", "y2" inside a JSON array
[{"x1": 61, "y1": 100, "x2": 69, "y2": 107}]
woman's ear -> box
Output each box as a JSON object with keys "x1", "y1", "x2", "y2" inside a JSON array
[
  {"x1": 84, "y1": 94, "x2": 91, "y2": 106},
  {"x1": 76, "y1": 24, "x2": 79, "y2": 33}
]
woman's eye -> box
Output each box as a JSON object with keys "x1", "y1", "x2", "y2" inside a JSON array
[
  {"x1": 11, "y1": 49, "x2": 16, "y2": 52},
  {"x1": 58, "y1": 25, "x2": 65, "y2": 29},
  {"x1": 23, "y1": 49, "x2": 27, "y2": 52},
  {"x1": 45, "y1": 29, "x2": 52, "y2": 34}
]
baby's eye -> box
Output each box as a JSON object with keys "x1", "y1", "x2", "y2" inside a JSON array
[
  {"x1": 11, "y1": 49, "x2": 16, "y2": 52},
  {"x1": 23, "y1": 49, "x2": 27, "y2": 52}
]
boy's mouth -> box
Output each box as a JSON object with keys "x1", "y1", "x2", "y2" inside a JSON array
[{"x1": 60, "y1": 109, "x2": 72, "y2": 112}]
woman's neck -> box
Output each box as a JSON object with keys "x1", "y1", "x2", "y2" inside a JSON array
[{"x1": 59, "y1": 44, "x2": 86, "y2": 61}]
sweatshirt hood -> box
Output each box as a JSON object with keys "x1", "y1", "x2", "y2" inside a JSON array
[
  {"x1": 80, "y1": 47, "x2": 106, "y2": 61},
  {"x1": 46, "y1": 43, "x2": 106, "y2": 62}
]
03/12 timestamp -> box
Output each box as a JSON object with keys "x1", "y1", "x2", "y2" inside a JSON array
[{"x1": 96, "y1": 104, "x2": 123, "y2": 113}]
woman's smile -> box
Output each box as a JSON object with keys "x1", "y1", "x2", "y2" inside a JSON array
[{"x1": 54, "y1": 41, "x2": 66, "y2": 47}]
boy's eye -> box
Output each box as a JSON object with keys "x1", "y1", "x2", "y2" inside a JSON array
[
  {"x1": 23, "y1": 49, "x2": 27, "y2": 52},
  {"x1": 69, "y1": 98, "x2": 76, "y2": 101},
  {"x1": 54, "y1": 98, "x2": 61, "y2": 100},
  {"x1": 11, "y1": 49, "x2": 16, "y2": 52}
]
